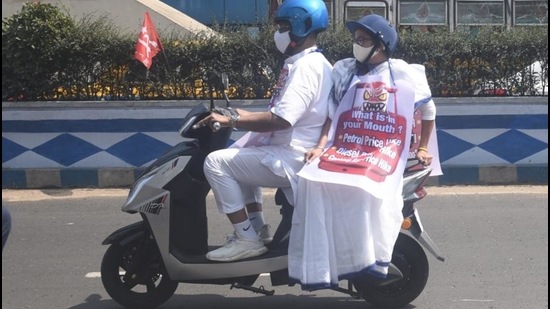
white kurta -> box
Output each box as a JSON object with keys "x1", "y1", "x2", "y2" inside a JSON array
[
  {"x1": 288, "y1": 60, "x2": 425, "y2": 290},
  {"x1": 206, "y1": 46, "x2": 333, "y2": 214}
]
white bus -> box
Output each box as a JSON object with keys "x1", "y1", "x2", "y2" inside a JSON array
[{"x1": 315, "y1": 0, "x2": 547, "y2": 31}]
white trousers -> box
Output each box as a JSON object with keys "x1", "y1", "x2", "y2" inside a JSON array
[{"x1": 203, "y1": 147, "x2": 293, "y2": 214}]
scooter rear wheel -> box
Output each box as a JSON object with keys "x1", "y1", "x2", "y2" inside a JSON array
[
  {"x1": 353, "y1": 234, "x2": 429, "y2": 308},
  {"x1": 101, "y1": 237, "x2": 179, "y2": 309}
]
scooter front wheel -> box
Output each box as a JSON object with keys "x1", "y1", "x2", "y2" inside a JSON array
[{"x1": 101, "y1": 237, "x2": 178, "y2": 309}]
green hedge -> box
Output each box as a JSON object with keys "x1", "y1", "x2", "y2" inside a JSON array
[{"x1": 2, "y1": 2, "x2": 548, "y2": 101}]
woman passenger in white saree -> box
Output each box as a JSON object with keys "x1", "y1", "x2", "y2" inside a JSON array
[{"x1": 288, "y1": 14, "x2": 442, "y2": 290}]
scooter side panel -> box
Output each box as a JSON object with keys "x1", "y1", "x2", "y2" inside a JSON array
[
  {"x1": 124, "y1": 156, "x2": 191, "y2": 211},
  {"x1": 123, "y1": 156, "x2": 192, "y2": 268},
  {"x1": 164, "y1": 166, "x2": 211, "y2": 255},
  {"x1": 163, "y1": 254, "x2": 288, "y2": 281}
]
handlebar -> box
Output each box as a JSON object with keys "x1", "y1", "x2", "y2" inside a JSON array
[{"x1": 189, "y1": 71, "x2": 230, "y2": 133}]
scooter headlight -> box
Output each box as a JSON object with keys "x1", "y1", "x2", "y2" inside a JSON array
[{"x1": 126, "y1": 173, "x2": 155, "y2": 206}]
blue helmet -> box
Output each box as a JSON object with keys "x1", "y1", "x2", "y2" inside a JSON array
[
  {"x1": 274, "y1": 0, "x2": 329, "y2": 38},
  {"x1": 346, "y1": 14, "x2": 398, "y2": 57}
]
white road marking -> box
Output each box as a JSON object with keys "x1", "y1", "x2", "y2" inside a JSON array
[{"x1": 85, "y1": 272, "x2": 102, "y2": 278}]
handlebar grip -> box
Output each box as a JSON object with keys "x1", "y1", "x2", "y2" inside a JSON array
[{"x1": 212, "y1": 121, "x2": 221, "y2": 132}]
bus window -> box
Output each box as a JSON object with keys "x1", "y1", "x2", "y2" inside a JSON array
[
  {"x1": 399, "y1": 1, "x2": 447, "y2": 25},
  {"x1": 456, "y1": 1, "x2": 505, "y2": 25},
  {"x1": 514, "y1": 0, "x2": 548, "y2": 25},
  {"x1": 344, "y1": 0, "x2": 390, "y2": 21}
]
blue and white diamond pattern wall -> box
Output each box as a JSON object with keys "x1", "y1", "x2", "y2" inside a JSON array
[
  {"x1": 443, "y1": 147, "x2": 507, "y2": 166},
  {"x1": 4, "y1": 151, "x2": 63, "y2": 168},
  {"x1": 106, "y1": 133, "x2": 171, "y2": 167},
  {"x1": 2, "y1": 137, "x2": 28, "y2": 162},
  {"x1": 33, "y1": 133, "x2": 103, "y2": 166},
  {"x1": 70, "y1": 132, "x2": 137, "y2": 149},
  {"x1": 5, "y1": 133, "x2": 63, "y2": 148},
  {"x1": 445, "y1": 128, "x2": 510, "y2": 145},
  {"x1": 514, "y1": 129, "x2": 548, "y2": 164},
  {"x1": 516, "y1": 149, "x2": 548, "y2": 165},
  {"x1": 436, "y1": 130, "x2": 476, "y2": 163},
  {"x1": 519, "y1": 129, "x2": 548, "y2": 144},
  {"x1": 145, "y1": 132, "x2": 188, "y2": 146},
  {"x1": 479, "y1": 129, "x2": 547, "y2": 163},
  {"x1": 74, "y1": 152, "x2": 136, "y2": 168},
  {"x1": 2, "y1": 102, "x2": 547, "y2": 173}
]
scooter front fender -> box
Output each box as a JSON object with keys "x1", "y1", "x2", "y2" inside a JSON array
[
  {"x1": 102, "y1": 221, "x2": 146, "y2": 246},
  {"x1": 406, "y1": 210, "x2": 445, "y2": 262}
]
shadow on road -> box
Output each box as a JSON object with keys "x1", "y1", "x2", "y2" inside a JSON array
[{"x1": 67, "y1": 293, "x2": 417, "y2": 309}]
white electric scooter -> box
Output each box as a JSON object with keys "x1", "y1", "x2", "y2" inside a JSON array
[{"x1": 100, "y1": 71, "x2": 445, "y2": 309}]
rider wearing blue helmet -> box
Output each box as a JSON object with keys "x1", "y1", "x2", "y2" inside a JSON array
[
  {"x1": 198, "y1": 0, "x2": 333, "y2": 262},
  {"x1": 273, "y1": 0, "x2": 329, "y2": 55}
]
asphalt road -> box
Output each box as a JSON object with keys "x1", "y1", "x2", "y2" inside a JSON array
[{"x1": 2, "y1": 186, "x2": 548, "y2": 309}]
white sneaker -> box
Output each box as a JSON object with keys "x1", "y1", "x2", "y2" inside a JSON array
[
  {"x1": 206, "y1": 234, "x2": 267, "y2": 262},
  {"x1": 257, "y1": 224, "x2": 273, "y2": 245}
]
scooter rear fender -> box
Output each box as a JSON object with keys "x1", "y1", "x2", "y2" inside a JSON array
[{"x1": 101, "y1": 221, "x2": 146, "y2": 246}]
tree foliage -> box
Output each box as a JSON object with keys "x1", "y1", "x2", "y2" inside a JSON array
[
  {"x1": 2, "y1": 2, "x2": 548, "y2": 101},
  {"x1": 2, "y1": 2, "x2": 75, "y2": 100}
]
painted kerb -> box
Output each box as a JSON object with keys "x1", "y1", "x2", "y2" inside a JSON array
[{"x1": 2, "y1": 97, "x2": 548, "y2": 188}]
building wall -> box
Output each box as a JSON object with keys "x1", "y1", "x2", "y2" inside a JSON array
[
  {"x1": 2, "y1": 97, "x2": 548, "y2": 188},
  {"x1": 1, "y1": 0, "x2": 213, "y2": 36}
]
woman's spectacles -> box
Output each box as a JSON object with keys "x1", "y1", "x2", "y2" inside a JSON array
[{"x1": 354, "y1": 36, "x2": 374, "y2": 46}]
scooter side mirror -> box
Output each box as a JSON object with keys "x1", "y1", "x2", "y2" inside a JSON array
[
  {"x1": 221, "y1": 73, "x2": 229, "y2": 91},
  {"x1": 205, "y1": 70, "x2": 228, "y2": 92},
  {"x1": 205, "y1": 70, "x2": 231, "y2": 109}
]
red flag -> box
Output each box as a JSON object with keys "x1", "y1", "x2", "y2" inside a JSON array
[{"x1": 134, "y1": 12, "x2": 162, "y2": 69}]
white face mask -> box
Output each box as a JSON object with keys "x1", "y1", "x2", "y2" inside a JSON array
[
  {"x1": 353, "y1": 43, "x2": 379, "y2": 63},
  {"x1": 274, "y1": 30, "x2": 292, "y2": 54}
]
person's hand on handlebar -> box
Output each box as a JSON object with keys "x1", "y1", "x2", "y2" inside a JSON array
[
  {"x1": 193, "y1": 112, "x2": 229, "y2": 131},
  {"x1": 194, "y1": 107, "x2": 239, "y2": 131}
]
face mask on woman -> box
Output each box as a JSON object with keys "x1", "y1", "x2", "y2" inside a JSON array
[
  {"x1": 353, "y1": 43, "x2": 379, "y2": 63},
  {"x1": 274, "y1": 30, "x2": 292, "y2": 54}
]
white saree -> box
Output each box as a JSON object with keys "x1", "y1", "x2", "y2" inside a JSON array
[{"x1": 288, "y1": 60, "x2": 436, "y2": 290}]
